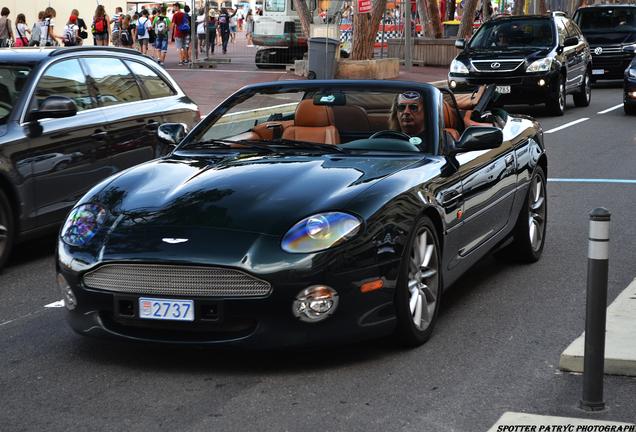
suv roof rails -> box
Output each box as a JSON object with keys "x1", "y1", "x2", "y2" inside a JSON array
[
  {"x1": 49, "y1": 46, "x2": 147, "y2": 57},
  {"x1": 551, "y1": 10, "x2": 569, "y2": 17}
]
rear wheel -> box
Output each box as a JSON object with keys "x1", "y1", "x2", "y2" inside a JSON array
[
  {"x1": 573, "y1": 71, "x2": 591, "y2": 107},
  {"x1": 625, "y1": 103, "x2": 636, "y2": 115},
  {"x1": 0, "y1": 189, "x2": 15, "y2": 272},
  {"x1": 546, "y1": 76, "x2": 566, "y2": 116},
  {"x1": 395, "y1": 217, "x2": 442, "y2": 347}
]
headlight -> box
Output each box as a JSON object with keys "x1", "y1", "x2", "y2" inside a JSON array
[
  {"x1": 61, "y1": 204, "x2": 107, "y2": 246},
  {"x1": 450, "y1": 59, "x2": 469, "y2": 74},
  {"x1": 526, "y1": 58, "x2": 552, "y2": 73},
  {"x1": 629, "y1": 68, "x2": 636, "y2": 78},
  {"x1": 282, "y1": 212, "x2": 361, "y2": 253}
]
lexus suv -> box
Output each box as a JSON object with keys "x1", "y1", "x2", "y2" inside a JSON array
[
  {"x1": 0, "y1": 47, "x2": 200, "y2": 270},
  {"x1": 448, "y1": 14, "x2": 592, "y2": 116},
  {"x1": 573, "y1": 5, "x2": 636, "y2": 81}
]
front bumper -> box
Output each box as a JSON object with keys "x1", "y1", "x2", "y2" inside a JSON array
[
  {"x1": 591, "y1": 54, "x2": 633, "y2": 80},
  {"x1": 624, "y1": 76, "x2": 636, "y2": 106},
  {"x1": 448, "y1": 70, "x2": 560, "y2": 105}
]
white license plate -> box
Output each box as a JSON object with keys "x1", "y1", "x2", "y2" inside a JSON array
[
  {"x1": 496, "y1": 85, "x2": 511, "y2": 94},
  {"x1": 139, "y1": 297, "x2": 194, "y2": 321},
  {"x1": 592, "y1": 69, "x2": 604, "y2": 75}
]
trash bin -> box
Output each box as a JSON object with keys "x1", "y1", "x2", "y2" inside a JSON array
[{"x1": 307, "y1": 37, "x2": 339, "y2": 80}]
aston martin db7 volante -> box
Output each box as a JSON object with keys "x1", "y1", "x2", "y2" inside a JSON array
[{"x1": 56, "y1": 80, "x2": 547, "y2": 348}]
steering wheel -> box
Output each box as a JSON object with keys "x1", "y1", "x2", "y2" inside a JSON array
[{"x1": 369, "y1": 130, "x2": 411, "y2": 141}]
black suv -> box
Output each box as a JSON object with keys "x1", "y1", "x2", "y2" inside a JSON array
[
  {"x1": 573, "y1": 5, "x2": 636, "y2": 81},
  {"x1": 0, "y1": 47, "x2": 199, "y2": 270},
  {"x1": 449, "y1": 14, "x2": 592, "y2": 115}
]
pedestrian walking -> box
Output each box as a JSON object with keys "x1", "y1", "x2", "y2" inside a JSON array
[
  {"x1": 207, "y1": 12, "x2": 217, "y2": 54},
  {"x1": 92, "y1": 5, "x2": 110, "y2": 46},
  {"x1": 245, "y1": 9, "x2": 254, "y2": 47},
  {"x1": 171, "y1": 3, "x2": 190, "y2": 65},
  {"x1": 153, "y1": 7, "x2": 171, "y2": 65},
  {"x1": 14, "y1": 13, "x2": 29, "y2": 47},
  {"x1": 119, "y1": 15, "x2": 133, "y2": 48},
  {"x1": 40, "y1": 7, "x2": 60, "y2": 46},
  {"x1": 229, "y1": 9, "x2": 237, "y2": 43},
  {"x1": 111, "y1": 6, "x2": 123, "y2": 47},
  {"x1": 72, "y1": 9, "x2": 88, "y2": 46},
  {"x1": 28, "y1": 11, "x2": 44, "y2": 46},
  {"x1": 196, "y1": 8, "x2": 206, "y2": 54},
  {"x1": 148, "y1": 8, "x2": 158, "y2": 58},
  {"x1": 218, "y1": 7, "x2": 235, "y2": 54},
  {"x1": 62, "y1": 15, "x2": 79, "y2": 46},
  {"x1": 136, "y1": 9, "x2": 151, "y2": 54},
  {"x1": 0, "y1": 7, "x2": 14, "y2": 47}
]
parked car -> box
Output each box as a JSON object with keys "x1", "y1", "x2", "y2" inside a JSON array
[
  {"x1": 57, "y1": 80, "x2": 547, "y2": 348},
  {"x1": 624, "y1": 45, "x2": 636, "y2": 115},
  {"x1": 573, "y1": 5, "x2": 636, "y2": 82},
  {"x1": 448, "y1": 14, "x2": 592, "y2": 116},
  {"x1": 0, "y1": 47, "x2": 200, "y2": 270}
]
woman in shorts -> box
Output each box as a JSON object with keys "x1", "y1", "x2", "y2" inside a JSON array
[{"x1": 92, "y1": 5, "x2": 110, "y2": 46}]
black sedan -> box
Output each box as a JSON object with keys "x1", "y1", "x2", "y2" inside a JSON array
[
  {"x1": 56, "y1": 81, "x2": 547, "y2": 348},
  {"x1": 624, "y1": 45, "x2": 636, "y2": 115}
]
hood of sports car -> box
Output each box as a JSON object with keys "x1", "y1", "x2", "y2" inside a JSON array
[{"x1": 85, "y1": 152, "x2": 425, "y2": 236}]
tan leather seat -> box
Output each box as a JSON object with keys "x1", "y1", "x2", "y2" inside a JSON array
[
  {"x1": 332, "y1": 105, "x2": 370, "y2": 132},
  {"x1": 282, "y1": 100, "x2": 340, "y2": 145},
  {"x1": 443, "y1": 101, "x2": 462, "y2": 141}
]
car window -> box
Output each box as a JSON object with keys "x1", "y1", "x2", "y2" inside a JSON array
[
  {"x1": 575, "y1": 8, "x2": 636, "y2": 33},
  {"x1": 469, "y1": 19, "x2": 555, "y2": 49},
  {"x1": 34, "y1": 60, "x2": 92, "y2": 112},
  {"x1": 555, "y1": 18, "x2": 567, "y2": 44},
  {"x1": 0, "y1": 64, "x2": 32, "y2": 124},
  {"x1": 563, "y1": 18, "x2": 580, "y2": 39},
  {"x1": 80, "y1": 57, "x2": 143, "y2": 107},
  {"x1": 124, "y1": 60, "x2": 176, "y2": 99}
]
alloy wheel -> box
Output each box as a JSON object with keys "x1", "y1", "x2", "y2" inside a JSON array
[
  {"x1": 558, "y1": 82, "x2": 566, "y2": 112},
  {"x1": 0, "y1": 208, "x2": 7, "y2": 259},
  {"x1": 584, "y1": 74, "x2": 591, "y2": 103},
  {"x1": 528, "y1": 174, "x2": 546, "y2": 252},
  {"x1": 408, "y1": 228, "x2": 439, "y2": 331}
]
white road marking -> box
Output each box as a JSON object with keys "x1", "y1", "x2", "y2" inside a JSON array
[
  {"x1": 544, "y1": 117, "x2": 589, "y2": 134},
  {"x1": 597, "y1": 103, "x2": 623, "y2": 114},
  {"x1": 44, "y1": 300, "x2": 65, "y2": 308},
  {"x1": 548, "y1": 178, "x2": 636, "y2": 184}
]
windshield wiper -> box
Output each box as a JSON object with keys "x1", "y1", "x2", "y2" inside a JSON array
[
  {"x1": 272, "y1": 139, "x2": 346, "y2": 153},
  {"x1": 183, "y1": 139, "x2": 276, "y2": 153}
]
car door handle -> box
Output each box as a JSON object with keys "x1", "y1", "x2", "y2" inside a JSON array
[
  {"x1": 91, "y1": 130, "x2": 108, "y2": 140},
  {"x1": 505, "y1": 154, "x2": 514, "y2": 167},
  {"x1": 439, "y1": 190, "x2": 462, "y2": 206}
]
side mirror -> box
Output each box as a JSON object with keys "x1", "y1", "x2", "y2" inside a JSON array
[
  {"x1": 158, "y1": 123, "x2": 187, "y2": 147},
  {"x1": 450, "y1": 126, "x2": 503, "y2": 155},
  {"x1": 455, "y1": 39, "x2": 466, "y2": 49},
  {"x1": 30, "y1": 96, "x2": 77, "y2": 121},
  {"x1": 623, "y1": 45, "x2": 636, "y2": 54},
  {"x1": 564, "y1": 36, "x2": 578, "y2": 47}
]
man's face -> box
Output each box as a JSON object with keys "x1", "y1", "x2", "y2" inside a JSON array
[{"x1": 397, "y1": 93, "x2": 425, "y2": 136}]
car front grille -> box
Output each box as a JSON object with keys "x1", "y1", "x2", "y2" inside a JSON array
[
  {"x1": 83, "y1": 264, "x2": 272, "y2": 297},
  {"x1": 591, "y1": 46, "x2": 623, "y2": 56},
  {"x1": 471, "y1": 59, "x2": 524, "y2": 72}
]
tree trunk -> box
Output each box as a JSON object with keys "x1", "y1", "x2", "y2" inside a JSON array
[
  {"x1": 457, "y1": 0, "x2": 479, "y2": 39},
  {"x1": 513, "y1": 0, "x2": 526, "y2": 15},
  {"x1": 482, "y1": 0, "x2": 492, "y2": 21},
  {"x1": 539, "y1": 0, "x2": 548, "y2": 15},
  {"x1": 351, "y1": 0, "x2": 388, "y2": 60},
  {"x1": 292, "y1": 0, "x2": 312, "y2": 37},
  {"x1": 417, "y1": 0, "x2": 433, "y2": 38},
  {"x1": 424, "y1": 0, "x2": 443, "y2": 38}
]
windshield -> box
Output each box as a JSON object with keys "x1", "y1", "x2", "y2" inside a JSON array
[
  {"x1": 574, "y1": 8, "x2": 636, "y2": 33},
  {"x1": 0, "y1": 65, "x2": 32, "y2": 125},
  {"x1": 469, "y1": 19, "x2": 555, "y2": 50},
  {"x1": 181, "y1": 86, "x2": 439, "y2": 154}
]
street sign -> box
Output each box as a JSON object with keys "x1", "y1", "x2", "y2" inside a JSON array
[{"x1": 358, "y1": 0, "x2": 372, "y2": 14}]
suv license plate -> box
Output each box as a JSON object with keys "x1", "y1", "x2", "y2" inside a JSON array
[
  {"x1": 496, "y1": 85, "x2": 511, "y2": 94},
  {"x1": 592, "y1": 69, "x2": 604, "y2": 75},
  {"x1": 139, "y1": 297, "x2": 194, "y2": 321}
]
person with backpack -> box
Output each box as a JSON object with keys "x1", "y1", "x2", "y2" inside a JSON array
[
  {"x1": 28, "y1": 11, "x2": 44, "y2": 46},
  {"x1": 171, "y1": 3, "x2": 190, "y2": 66},
  {"x1": 40, "y1": 7, "x2": 61, "y2": 47},
  {"x1": 119, "y1": 15, "x2": 133, "y2": 48},
  {"x1": 217, "y1": 7, "x2": 236, "y2": 55},
  {"x1": 136, "y1": 9, "x2": 151, "y2": 54},
  {"x1": 111, "y1": 7, "x2": 123, "y2": 47},
  {"x1": 153, "y1": 7, "x2": 171, "y2": 65},
  {"x1": 0, "y1": 7, "x2": 14, "y2": 47},
  {"x1": 72, "y1": 9, "x2": 88, "y2": 46},
  {"x1": 92, "y1": 5, "x2": 110, "y2": 46},
  {"x1": 14, "y1": 13, "x2": 30, "y2": 48},
  {"x1": 62, "y1": 15, "x2": 79, "y2": 47}
]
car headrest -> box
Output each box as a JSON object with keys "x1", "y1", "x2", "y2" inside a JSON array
[{"x1": 294, "y1": 99, "x2": 336, "y2": 128}]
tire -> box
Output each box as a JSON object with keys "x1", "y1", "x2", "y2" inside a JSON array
[
  {"x1": 506, "y1": 166, "x2": 547, "y2": 263},
  {"x1": 546, "y1": 77, "x2": 566, "y2": 116},
  {"x1": 395, "y1": 216, "x2": 442, "y2": 347},
  {"x1": 0, "y1": 189, "x2": 15, "y2": 272},
  {"x1": 625, "y1": 103, "x2": 636, "y2": 115},
  {"x1": 573, "y1": 71, "x2": 591, "y2": 107}
]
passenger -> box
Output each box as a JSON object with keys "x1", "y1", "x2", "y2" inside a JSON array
[{"x1": 389, "y1": 91, "x2": 426, "y2": 138}]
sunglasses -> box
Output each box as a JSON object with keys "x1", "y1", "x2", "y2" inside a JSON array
[{"x1": 397, "y1": 103, "x2": 420, "y2": 112}]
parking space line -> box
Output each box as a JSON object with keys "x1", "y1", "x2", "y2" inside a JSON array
[
  {"x1": 548, "y1": 178, "x2": 636, "y2": 184},
  {"x1": 544, "y1": 117, "x2": 589, "y2": 134},
  {"x1": 597, "y1": 103, "x2": 623, "y2": 114},
  {"x1": 44, "y1": 300, "x2": 64, "y2": 308}
]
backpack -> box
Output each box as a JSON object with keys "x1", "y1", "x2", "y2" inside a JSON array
[
  {"x1": 30, "y1": 21, "x2": 41, "y2": 42},
  {"x1": 94, "y1": 16, "x2": 106, "y2": 33},
  {"x1": 137, "y1": 18, "x2": 146, "y2": 37},
  {"x1": 63, "y1": 25, "x2": 77, "y2": 46},
  {"x1": 178, "y1": 14, "x2": 190, "y2": 33},
  {"x1": 120, "y1": 28, "x2": 131, "y2": 46},
  {"x1": 155, "y1": 16, "x2": 167, "y2": 36}
]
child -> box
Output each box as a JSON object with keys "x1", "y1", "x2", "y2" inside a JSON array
[
  {"x1": 119, "y1": 15, "x2": 133, "y2": 48},
  {"x1": 14, "y1": 13, "x2": 30, "y2": 47},
  {"x1": 62, "y1": 15, "x2": 79, "y2": 46}
]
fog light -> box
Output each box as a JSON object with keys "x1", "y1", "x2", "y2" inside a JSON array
[
  {"x1": 629, "y1": 91, "x2": 636, "y2": 98},
  {"x1": 292, "y1": 285, "x2": 338, "y2": 322},
  {"x1": 57, "y1": 273, "x2": 77, "y2": 310},
  {"x1": 449, "y1": 80, "x2": 457, "y2": 89},
  {"x1": 538, "y1": 79, "x2": 546, "y2": 86}
]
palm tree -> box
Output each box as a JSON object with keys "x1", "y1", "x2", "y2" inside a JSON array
[
  {"x1": 292, "y1": 0, "x2": 312, "y2": 38},
  {"x1": 457, "y1": 0, "x2": 479, "y2": 39},
  {"x1": 351, "y1": 0, "x2": 388, "y2": 60}
]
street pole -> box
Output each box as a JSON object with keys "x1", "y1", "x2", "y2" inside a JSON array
[
  {"x1": 405, "y1": 0, "x2": 412, "y2": 70},
  {"x1": 580, "y1": 207, "x2": 610, "y2": 412}
]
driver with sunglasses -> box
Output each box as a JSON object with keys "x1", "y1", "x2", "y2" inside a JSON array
[{"x1": 392, "y1": 91, "x2": 426, "y2": 138}]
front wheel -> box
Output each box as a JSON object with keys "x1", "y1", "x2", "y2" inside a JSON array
[
  {"x1": 573, "y1": 71, "x2": 591, "y2": 107},
  {"x1": 546, "y1": 78, "x2": 566, "y2": 116},
  {"x1": 395, "y1": 217, "x2": 442, "y2": 347},
  {"x1": 0, "y1": 189, "x2": 15, "y2": 272}
]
